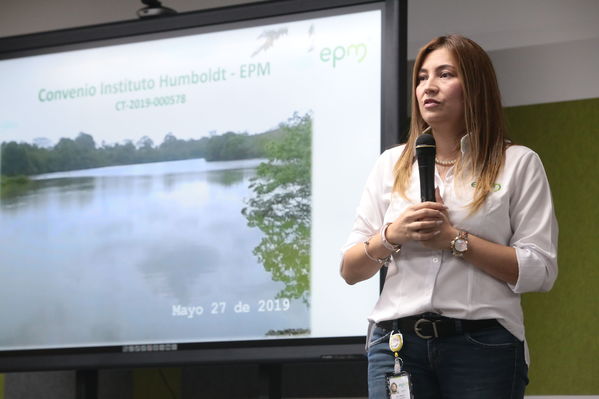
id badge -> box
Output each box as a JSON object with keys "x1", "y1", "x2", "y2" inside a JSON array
[{"x1": 386, "y1": 372, "x2": 413, "y2": 399}]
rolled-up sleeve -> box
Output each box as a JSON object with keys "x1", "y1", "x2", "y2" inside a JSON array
[
  {"x1": 340, "y1": 148, "x2": 397, "y2": 255},
  {"x1": 508, "y1": 151, "x2": 558, "y2": 293}
]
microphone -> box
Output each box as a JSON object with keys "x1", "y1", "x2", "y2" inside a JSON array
[{"x1": 415, "y1": 133, "x2": 436, "y2": 202}]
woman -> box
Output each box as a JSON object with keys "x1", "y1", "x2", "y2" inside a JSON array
[{"x1": 340, "y1": 35, "x2": 558, "y2": 399}]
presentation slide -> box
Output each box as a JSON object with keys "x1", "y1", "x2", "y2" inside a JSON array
[{"x1": 0, "y1": 7, "x2": 381, "y2": 350}]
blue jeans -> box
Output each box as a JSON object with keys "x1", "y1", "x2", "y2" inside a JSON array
[{"x1": 367, "y1": 321, "x2": 528, "y2": 399}]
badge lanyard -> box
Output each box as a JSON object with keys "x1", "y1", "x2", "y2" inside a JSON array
[
  {"x1": 389, "y1": 330, "x2": 404, "y2": 374},
  {"x1": 386, "y1": 323, "x2": 413, "y2": 399}
]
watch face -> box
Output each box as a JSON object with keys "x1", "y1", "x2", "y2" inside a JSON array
[{"x1": 454, "y1": 238, "x2": 468, "y2": 252}]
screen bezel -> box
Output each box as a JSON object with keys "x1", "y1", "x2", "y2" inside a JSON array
[{"x1": 0, "y1": 0, "x2": 407, "y2": 371}]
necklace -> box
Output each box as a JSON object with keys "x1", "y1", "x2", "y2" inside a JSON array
[{"x1": 435, "y1": 157, "x2": 457, "y2": 166}]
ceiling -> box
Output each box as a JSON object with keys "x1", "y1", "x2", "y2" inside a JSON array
[{"x1": 1, "y1": 0, "x2": 598, "y2": 57}]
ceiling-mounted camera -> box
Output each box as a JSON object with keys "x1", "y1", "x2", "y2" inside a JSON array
[{"x1": 137, "y1": 0, "x2": 177, "y2": 19}]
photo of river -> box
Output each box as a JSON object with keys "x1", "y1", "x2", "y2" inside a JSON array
[
  {"x1": 0, "y1": 5, "x2": 385, "y2": 354},
  {"x1": 0, "y1": 157, "x2": 310, "y2": 350}
]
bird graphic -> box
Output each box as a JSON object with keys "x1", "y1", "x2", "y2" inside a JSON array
[{"x1": 251, "y1": 27, "x2": 288, "y2": 57}]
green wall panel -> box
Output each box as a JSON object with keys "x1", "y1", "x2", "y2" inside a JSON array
[
  {"x1": 133, "y1": 368, "x2": 181, "y2": 399},
  {"x1": 505, "y1": 98, "x2": 599, "y2": 395}
]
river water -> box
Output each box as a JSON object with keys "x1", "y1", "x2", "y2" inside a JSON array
[{"x1": 0, "y1": 158, "x2": 310, "y2": 350}]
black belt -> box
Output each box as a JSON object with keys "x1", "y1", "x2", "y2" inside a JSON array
[{"x1": 377, "y1": 315, "x2": 500, "y2": 339}]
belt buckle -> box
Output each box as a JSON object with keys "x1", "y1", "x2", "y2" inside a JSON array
[{"x1": 414, "y1": 318, "x2": 439, "y2": 339}]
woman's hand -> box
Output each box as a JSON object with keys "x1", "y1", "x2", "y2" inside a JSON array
[
  {"x1": 419, "y1": 188, "x2": 458, "y2": 250},
  {"x1": 344, "y1": 188, "x2": 520, "y2": 286},
  {"x1": 385, "y1": 191, "x2": 448, "y2": 246},
  {"x1": 386, "y1": 188, "x2": 457, "y2": 250}
]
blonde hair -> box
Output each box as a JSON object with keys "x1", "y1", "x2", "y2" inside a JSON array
[{"x1": 393, "y1": 35, "x2": 509, "y2": 212}]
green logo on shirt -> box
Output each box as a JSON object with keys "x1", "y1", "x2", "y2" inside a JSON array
[{"x1": 471, "y1": 182, "x2": 502, "y2": 192}]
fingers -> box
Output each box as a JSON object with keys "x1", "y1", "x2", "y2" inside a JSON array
[
  {"x1": 406, "y1": 219, "x2": 442, "y2": 240},
  {"x1": 411, "y1": 229, "x2": 441, "y2": 241},
  {"x1": 391, "y1": 200, "x2": 451, "y2": 244},
  {"x1": 406, "y1": 207, "x2": 445, "y2": 223},
  {"x1": 415, "y1": 219, "x2": 443, "y2": 231},
  {"x1": 410, "y1": 201, "x2": 447, "y2": 212},
  {"x1": 401, "y1": 201, "x2": 449, "y2": 242}
]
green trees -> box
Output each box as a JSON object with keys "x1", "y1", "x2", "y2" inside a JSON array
[
  {"x1": 0, "y1": 141, "x2": 32, "y2": 176},
  {"x1": 242, "y1": 113, "x2": 312, "y2": 304},
  {"x1": 0, "y1": 130, "x2": 277, "y2": 177},
  {"x1": 1, "y1": 132, "x2": 99, "y2": 176}
]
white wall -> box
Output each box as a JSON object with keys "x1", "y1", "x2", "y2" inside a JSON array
[
  {"x1": 405, "y1": 0, "x2": 599, "y2": 107},
  {"x1": 407, "y1": 0, "x2": 599, "y2": 56},
  {"x1": 4, "y1": 0, "x2": 596, "y2": 107},
  {"x1": 491, "y1": 37, "x2": 599, "y2": 107}
]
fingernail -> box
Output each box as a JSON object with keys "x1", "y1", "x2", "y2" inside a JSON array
[
  {"x1": 436, "y1": 220, "x2": 443, "y2": 225},
  {"x1": 433, "y1": 231, "x2": 441, "y2": 235}
]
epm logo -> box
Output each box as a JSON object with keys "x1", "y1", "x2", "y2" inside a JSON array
[{"x1": 319, "y1": 43, "x2": 367, "y2": 68}]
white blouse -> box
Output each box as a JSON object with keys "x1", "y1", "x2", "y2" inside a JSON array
[{"x1": 342, "y1": 136, "x2": 558, "y2": 363}]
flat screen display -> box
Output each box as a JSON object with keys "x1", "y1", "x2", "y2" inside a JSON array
[{"x1": 0, "y1": 3, "x2": 384, "y2": 357}]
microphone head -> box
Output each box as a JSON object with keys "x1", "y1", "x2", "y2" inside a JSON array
[
  {"x1": 415, "y1": 133, "x2": 436, "y2": 167},
  {"x1": 415, "y1": 133, "x2": 436, "y2": 149}
]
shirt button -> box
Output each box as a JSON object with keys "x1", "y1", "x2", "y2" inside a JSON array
[{"x1": 432, "y1": 257, "x2": 439, "y2": 263}]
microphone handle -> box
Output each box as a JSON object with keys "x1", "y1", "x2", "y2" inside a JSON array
[{"x1": 419, "y1": 164, "x2": 435, "y2": 202}]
